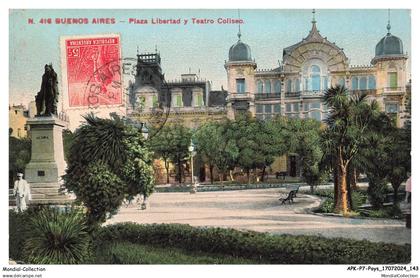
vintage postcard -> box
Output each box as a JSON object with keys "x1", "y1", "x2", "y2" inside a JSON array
[{"x1": 5, "y1": 7, "x2": 415, "y2": 278}]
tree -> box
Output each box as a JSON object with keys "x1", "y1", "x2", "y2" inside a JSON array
[
  {"x1": 64, "y1": 113, "x2": 154, "y2": 224},
  {"x1": 148, "y1": 124, "x2": 192, "y2": 184},
  {"x1": 359, "y1": 118, "x2": 392, "y2": 209},
  {"x1": 9, "y1": 136, "x2": 31, "y2": 187},
  {"x1": 62, "y1": 129, "x2": 74, "y2": 163},
  {"x1": 385, "y1": 127, "x2": 410, "y2": 206},
  {"x1": 147, "y1": 126, "x2": 173, "y2": 184},
  {"x1": 194, "y1": 122, "x2": 223, "y2": 183},
  {"x1": 213, "y1": 120, "x2": 239, "y2": 182},
  {"x1": 276, "y1": 117, "x2": 325, "y2": 193},
  {"x1": 323, "y1": 85, "x2": 380, "y2": 214}
]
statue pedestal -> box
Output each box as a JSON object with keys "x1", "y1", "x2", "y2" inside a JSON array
[{"x1": 25, "y1": 116, "x2": 74, "y2": 205}]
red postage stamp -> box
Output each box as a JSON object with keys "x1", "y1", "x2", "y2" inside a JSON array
[{"x1": 62, "y1": 34, "x2": 122, "y2": 108}]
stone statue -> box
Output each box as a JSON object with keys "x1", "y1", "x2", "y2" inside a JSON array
[{"x1": 36, "y1": 64, "x2": 59, "y2": 116}]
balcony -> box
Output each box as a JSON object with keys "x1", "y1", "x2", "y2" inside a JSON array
[
  {"x1": 284, "y1": 91, "x2": 301, "y2": 98},
  {"x1": 382, "y1": 87, "x2": 405, "y2": 96},
  {"x1": 301, "y1": 90, "x2": 324, "y2": 98},
  {"x1": 349, "y1": 89, "x2": 377, "y2": 96},
  {"x1": 255, "y1": 92, "x2": 281, "y2": 100},
  {"x1": 227, "y1": 92, "x2": 252, "y2": 101}
]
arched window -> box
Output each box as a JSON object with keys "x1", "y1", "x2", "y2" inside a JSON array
[
  {"x1": 368, "y1": 76, "x2": 376, "y2": 89},
  {"x1": 338, "y1": 77, "x2": 345, "y2": 88},
  {"x1": 295, "y1": 79, "x2": 300, "y2": 92},
  {"x1": 274, "y1": 80, "x2": 281, "y2": 93},
  {"x1": 257, "y1": 80, "x2": 263, "y2": 94},
  {"x1": 311, "y1": 65, "x2": 321, "y2": 91},
  {"x1": 351, "y1": 77, "x2": 359, "y2": 90},
  {"x1": 287, "y1": 80, "x2": 292, "y2": 92},
  {"x1": 265, "y1": 80, "x2": 271, "y2": 94},
  {"x1": 359, "y1": 77, "x2": 367, "y2": 90}
]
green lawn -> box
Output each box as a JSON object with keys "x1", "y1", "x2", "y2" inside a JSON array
[{"x1": 95, "y1": 241, "x2": 259, "y2": 264}]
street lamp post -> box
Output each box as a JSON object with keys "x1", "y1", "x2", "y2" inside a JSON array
[{"x1": 188, "y1": 141, "x2": 197, "y2": 194}]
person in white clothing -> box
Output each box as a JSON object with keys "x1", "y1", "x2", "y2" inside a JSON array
[{"x1": 13, "y1": 173, "x2": 32, "y2": 212}]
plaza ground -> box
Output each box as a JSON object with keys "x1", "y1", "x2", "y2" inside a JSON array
[{"x1": 106, "y1": 187, "x2": 410, "y2": 245}]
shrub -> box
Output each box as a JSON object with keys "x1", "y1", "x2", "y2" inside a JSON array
[
  {"x1": 352, "y1": 191, "x2": 367, "y2": 209},
  {"x1": 95, "y1": 223, "x2": 410, "y2": 264},
  {"x1": 64, "y1": 114, "x2": 155, "y2": 225},
  {"x1": 9, "y1": 209, "x2": 37, "y2": 261},
  {"x1": 319, "y1": 198, "x2": 334, "y2": 213},
  {"x1": 68, "y1": 161, "x2": 126, "y2": 224},
  {"x1": 367, "y1": 178, "x2": 387, "y2": 209},
  {"x1": 22, "y1": 207, "x2": 92, "y2": 264},
  {"x1": 95, "y1": 241, "x2": 256, "y2": 264}
]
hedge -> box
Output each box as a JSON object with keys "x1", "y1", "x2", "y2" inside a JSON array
[
  {"x1": 95, "y1": 223, "x2": 411, "y2": 264},
  {"x1": 95, "y1": 241, "x2": 256, "y2": 264}
]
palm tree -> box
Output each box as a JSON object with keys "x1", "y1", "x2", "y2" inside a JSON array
[{"x1": 323, "y1": 85, "x2": 379, "y2": 214}]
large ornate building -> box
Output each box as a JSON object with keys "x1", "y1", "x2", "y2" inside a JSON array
[
  {"x1": 128, "y1": 11, "x2": 410, "y2": 178},
  {"x1": 225, "y1": 12, "x2": 409, "y2": 127}
]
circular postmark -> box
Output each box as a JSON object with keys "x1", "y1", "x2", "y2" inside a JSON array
[{"x1": 83, "y1": 56, "x2": 171, "y2": 139}]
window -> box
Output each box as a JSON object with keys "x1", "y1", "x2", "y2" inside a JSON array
[
  {"x1": 293, "y1": 103, "x2": 299, "y2": 112},
  {"x1": 311, "y1": 102, "x2": 321, "y2": 109},
  {"x1": 257, "y1": 80, "x2": 263, "y2": 94},
  {"x1": 256, "y1": 104, "x2": 263, "y2": 113},
  {"x1": 286, "y1": 103, "x2": 292, "y2": 112},
  {"x1": 388, "y1": 72, "x2": 398, "y2": 89},
  {"x1": 287, "y1": 80, "x2": 292, "y2": 92},
  {"x1": 152, "y1": 95, "x2": 158, "y2": 108},
  {"x1": 338, "y1": 77, "x2": 345, "y2": 88},
  {"x1": 368, "y1": 76, "x2": 376, "y2": 89},
  {"x1": 265, "y1": 80, "x2": 271, "y2": 94},
  {"x1": 194, "y1": 94, "x2": 203, "y2": 106},
  {"x1": 303, "y1": 103, "x2": 309, "y2": 111},
  {"x1": 385, "y1": 103, "x2": 398, "y2": 113},
  {"x1": 359, "y1": 77, "x2": 367, "y2": 90},
  {"x1": 309, "y1": 111, "x2": 322, "y2": 121},
  {"x1": 274, "y1": 104, "x2": 281, "y2": 113},
  {"x1": 295, "y1": 79, "x2": 300, "y2": 92},
  {"x1": 351, "y1": 77, "x2": 358, "y2": 90},
  {"x1": 175, "y1": 95, "x2": 183, "y2": 107},
  {"x1": 311, "y1": 65, "x2": 321, "y2": 91},
  {"x1": 274, "y1": 81, "x2": 281, "y2": 93},
  {"x1": 236, "y1": 78, "x2": 246, "y2": 93},
  {"x1": 256, "y1": 104, "x2": 280, "y2": 120}
]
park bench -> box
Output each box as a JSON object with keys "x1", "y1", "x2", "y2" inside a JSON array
[
  {"x1": 275, "y1": 171, "x2": 287, "y2": 180},
  {"x1": 279, "y1": 186, "x2": 300, "y2": 205}
]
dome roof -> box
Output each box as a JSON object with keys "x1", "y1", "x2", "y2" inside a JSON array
[
  {"x1": 375, "y1": 33, "x2": 404, "y2": 56},
  {"x1": 228, "y1": 34, "x2": 252, "y2": 62},
  {"x1": 375, "y1": 22, "x2": 404, "y2": 57}
]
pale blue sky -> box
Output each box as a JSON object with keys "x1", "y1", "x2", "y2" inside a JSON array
[{"x1": 9, "y1": 9, "x2": 411, "y2": 105}]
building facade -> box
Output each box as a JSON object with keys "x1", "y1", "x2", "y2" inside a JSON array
[
  {"x1": 127, "y1": 52, "x2": 227, "y2": 129},
  {"x1": 225, "y1": 13, "x2": 409, "y2": 127},
  {"x1": 9, "y1": 104, "x2": 29, "y2": 138}
]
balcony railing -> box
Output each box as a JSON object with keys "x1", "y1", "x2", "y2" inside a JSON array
[
  {"x1": 301, "y1": 90, "x2": 324, "y2": 97},
  {"x1": 284, "y1": 91, "x2": 301, "y2": 98},
  {"x1": 349, "y1": 89, "x2": 377, "y2": 96},
  {"x1": 228, "y1": 92, "x2": 252, "y2": 100},
  {"x1": 255, "y1": 92, "x2": 281, "y2": 100},
  {"x1": 382, "y1": 87, "x2": 405, "y2": 96}
]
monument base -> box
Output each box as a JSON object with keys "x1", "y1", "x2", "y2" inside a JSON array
[{"x1": 24, "y1": 116, "x2": 74, "y2": 206}]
